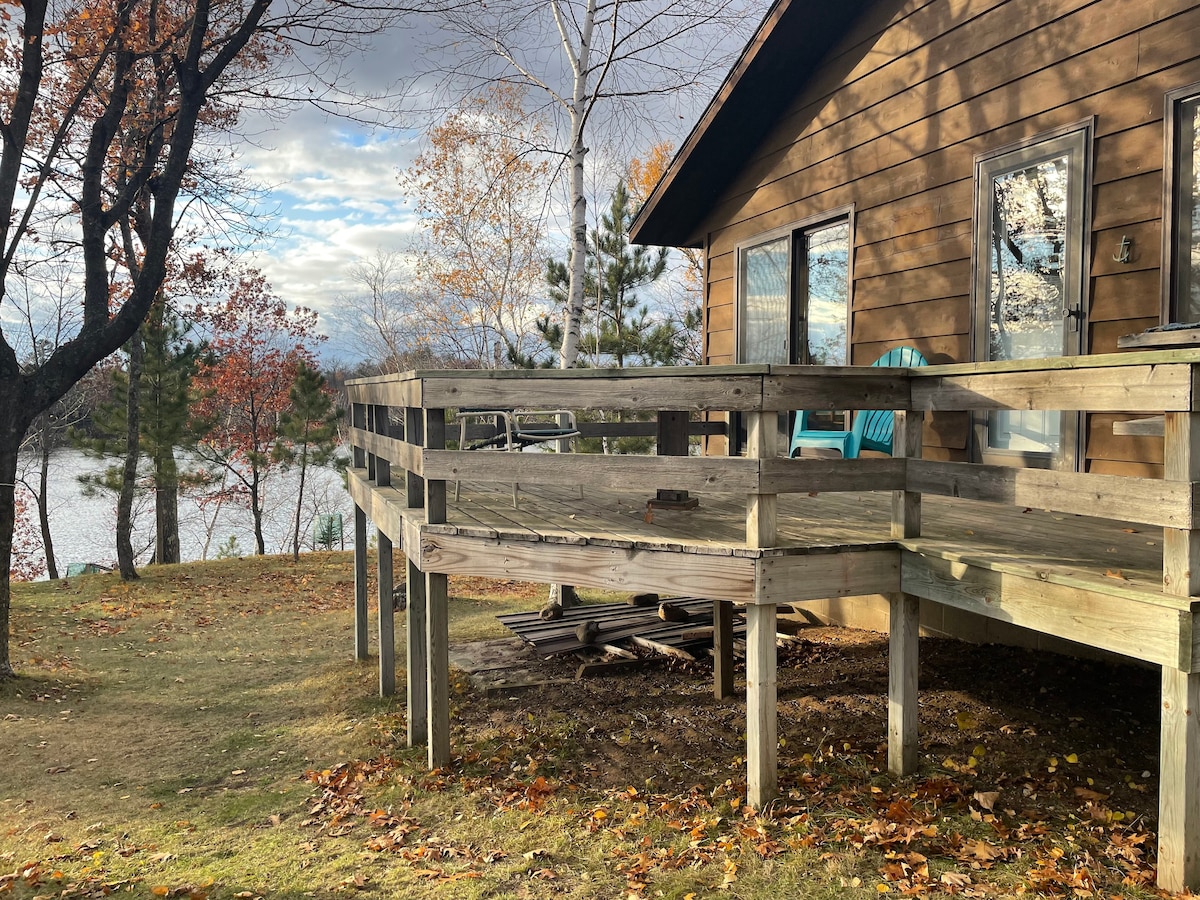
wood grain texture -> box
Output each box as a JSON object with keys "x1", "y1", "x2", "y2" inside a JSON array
[
  {"x1": 354, "y1": 505, "x2": 369, "y2": 661},
  {"x1": 757, "y1": 548, "x2": 900, "y2": 604},
  {"x1": 426, "y1": 571, "x2": 451, "y2": 769},
  {"x1": 745, "y1": 603, "x2": 778, "y2": 810},
  {"x1": 377, "y1": 531, "x2": 395, "y2": 698},
  {"x1": 406, "y1": 557, "x2": 428, "y2": 749},
  {"x1": 1159, "y1": 666, "x2": 1200, "y2": 892},
  {"x1": 888, "y1": 593, "x2": 920, "y2": 775}
]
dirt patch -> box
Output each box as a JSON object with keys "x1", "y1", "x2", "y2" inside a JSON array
[{"x1": 453, "y1": 626, "x2": 1162, "y2": 824}]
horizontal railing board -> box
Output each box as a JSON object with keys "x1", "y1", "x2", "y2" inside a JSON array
[
  {"x1": 458, "y1": 420, "x2": 727, "y2": 442},
  {"x1": 347, "y1": 380, "x2": 423, "y2": 409},
  {"x1": 759, "y1": 457, "x2": 907, "y2": 493},
  {"x1": 346, "y1": 469, "x2": 407, "y2": 546},
  {"x1": 421, "y1": 374, "x2": 767, "y2": 412},
  {"x1": 910, "y1": 364, "x2": 1196, "y2": 412},
  {"x1": 349, "y1": 428, "x2": 422, "y2": 475},
  {"x1": 415, "y1": 532, "x2": 757, "y2": 602},
  {"x1": 908, "y1": 459, "x2": 1197, "y2": 528},
  {"x1": 762, "y1": 370, "x2": 911, "y2": 410},
  {"x1": 423, "y1": 450, "x2": 759, "y2": 493},
  {"x1": 900, "y1": 551, "x2": 1192, "y2": 670}
]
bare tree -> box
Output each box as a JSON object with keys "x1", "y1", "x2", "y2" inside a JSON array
[
  {"x1": 0, "y1": 0, "x2": 433, "y2": 680},
  {"x1": 424, "y1": 0, "x2": 751, "y2": 369}
]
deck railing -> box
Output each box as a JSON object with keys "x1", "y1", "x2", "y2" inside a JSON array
[{"x1": 345, "y1": 349, "x2": 1200, "y2": 892}]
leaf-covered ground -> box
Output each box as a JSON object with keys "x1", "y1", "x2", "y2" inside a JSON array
[{"x1": 0, "y1": 553, "x2": 1185, "y2": 898}]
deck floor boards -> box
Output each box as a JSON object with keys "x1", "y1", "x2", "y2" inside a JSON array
[{"x1": 449, "y1": 480, "x2": 1164, "y2": 592}]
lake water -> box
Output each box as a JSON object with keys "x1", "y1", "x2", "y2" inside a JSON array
[{"x1": 14, "y1": 449, "x2": 353, "y2": 577}]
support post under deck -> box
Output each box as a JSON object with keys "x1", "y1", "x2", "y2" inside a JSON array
[
  {"x1": 713, "y1": 599, "x2": 735, "y2": 700},
  {"x1": 425, "y1": 409, "x2": 452, "y2": 769},
  {"x1": 1158, "y1": 410, "x2": 1200, "y2": 892},
  {"x1": 888, "y1": 409, "x2": 922, "y2": 776},
  {"x1": 404, "y1": 405, "x2": 429, "y2": 748},
  {"x1": 744, "y1": 410, "x2": 778, "y2": 809},
  {"x1": 354, "y1": 504, "x2": 369, "y2": 661},
  {"x1": 377, "y1": 530, "x2": 395, "y2": 696}
]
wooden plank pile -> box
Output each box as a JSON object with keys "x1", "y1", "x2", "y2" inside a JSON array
[{"x1": 496, "y1": 595, "x2": 747, "y2": 665}]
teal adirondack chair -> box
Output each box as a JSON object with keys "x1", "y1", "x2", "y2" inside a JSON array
[{"x1": 789, "y1": 346, "x2": 927, "y2": 459}]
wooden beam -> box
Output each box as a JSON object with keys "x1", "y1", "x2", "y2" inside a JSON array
[
  {"x1": 908, "y1": 459, "x2": 1196, "y2": 529},
  {"x1": 714, "y1": 599, "x2": 735, "y2": 701},
  {"x1": 346, "y1": 469, "x2": 405, "y2": 546},
  {"x1": 404, "y1": 407, "x2": 424, "y2": 508},
  {"x1": 910, "y1": 364, "x2": 1195, "y2": 413},
  {"x1": 756, "y1": 548, "x2": 900, "y2": 604},
  {"x1": 406, "y1": 558, "x2": 428, "y2": 748},
  {"x1": 1164, "y1": 412, "x2": 1200, "y2": 594},
  {"x1": 426, "y1": 571, "x2": 451, "y2": 769},
  {"x1": 888, "y1": 593, "x2": 919, "y2": 776},
  {"x1": 351, "y1": 404, "x2": 367, "y2": 469},
  {"x1": 891, "y1": 411, "x2": 923, "y2": 540},
  {"x1": 746, "y1": 603, "x2": 777, "y2": 810},
  {"x1": 423, "y1": 451, "x2": 761, "y2": 494},
  {"x1": 417, "y1": 532, "x2": 758, "y2": 602},
  {"x1": 1159, "y1": 667, "x2": 1200, "y2": 892},
  {"x1": 763, "y1": 369, "x2": 910, "y2": 411},
  {"x1": 425, "y1": 409, "x2": 447, "y2": 526},
  {"x1": 745, "y1": 411, "x2": 778, "y2": 549},
  {"x1": 759, "y1": 457, "x2": 906, "y2": 494},
  {"x1": 354, "y1": 504, "x2": 369, "y2": 661},
  {"x1": 901, "y1": 552, "x2": 1191, "y2": 669},
  {"x1": 351, "y1": 426, "x2": 422, "y2": 476},
  {"x1": 377, "y1": 530, "x2": 395, "y2": 697},
  {"x1": 422, "y1": 372, "x2": 767, "y2": 412}
]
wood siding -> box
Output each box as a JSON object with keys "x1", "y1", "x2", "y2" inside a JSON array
[{"x1": 701, "y1": 0, "x2": 1200, "y2": 469}]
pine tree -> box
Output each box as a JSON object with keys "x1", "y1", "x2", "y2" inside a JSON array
[
  {"x1": 275, "y1": 361, "x2": 343, "y2": 562},
  {"x1": 75, "y1": 302, "x2": 206, "y2": 574}
]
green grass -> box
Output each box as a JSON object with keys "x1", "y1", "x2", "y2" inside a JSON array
[{"x1": 0, "y1": 554, "x2": 1168, "y2": 899}]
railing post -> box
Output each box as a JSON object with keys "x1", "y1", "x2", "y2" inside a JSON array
[
  {"x1": 353, "y1": 504, "x2": 369, "y2": 661},
  {"x1": 404, "y1": 405, "x2": 428, "y2": 750},
  {"x1": 424, "y1": 408, "x2": 452, "y2": 770},
  {"x1": 888, "y1": 409, "x2": 923, "y2": 777},
  {"x1": 1159, "y1": 410, "x2": 1200, "y2": 892},
  {"x1": 374, "y1": 405, "x2": 395, "y2": 696},
  {"x1": 744, "y1": 410, "x2": 778, "y2": 810},
  {"x1": 351, "y1": 403, "x2": 367, "y2": 469},
  {"x1": 366, "y1": 405, "x2": 377, "y2": 482}
]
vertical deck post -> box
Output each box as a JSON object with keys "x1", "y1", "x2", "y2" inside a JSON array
[
  {"x1": 404, "y1": 405, "x2": 429, "y2": 748},
  {"x1": 353, "y1": 504, "x2": 369, "y2": 660},
  {"x1": 424, "y1": 408, "x2": 452, "y2": 769},
  {"x1": 713, "y1": 599, "x2": 735, "y2": 700},
  {"x1": 744, "y1": 410, "x2": 778, "y2": 809},
  {"x1": 889, "y1": 409, "x2": 922, "y2": 776},
  {"x1": 1159, "y1": 410, "x2": 1200, "y2": 892},
  {"x1": 377, "y1": 530, "x2": 395, "y2": 696},
  {"x1": 375, "y1": 409, "x2": 394, "y2": 696}
]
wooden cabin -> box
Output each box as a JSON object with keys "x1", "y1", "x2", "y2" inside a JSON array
[
  {"x1": 346, "y1": 0, "x2": 1200, "y2": 892},
  {"x1": 632, "y1": 0, "x2": 1200, "y2": 474}
]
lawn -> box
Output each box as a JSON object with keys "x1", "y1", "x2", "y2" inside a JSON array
[{"x1": 0, "y1": 553, "x2": 1173, "y2": 898}]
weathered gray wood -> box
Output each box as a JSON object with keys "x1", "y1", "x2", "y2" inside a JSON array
[
  {"x1": 417, "y1": 532, "x2": 758, "y2": 601},
  {"x1": 1158, "y1": 667, "x2": 1200, "y2": 892},
  {"x1": 1118, "y1": 327, "x2": 1200, "y2": 349},
  {"x1": 423, "y1": 372, "x2": 767, "y2": 412},
  {"x1": 888, "y1": 593, "x2": 919, "y2": 776},
  {"x1": 760, "y1": 457, "x2": 906, "y2": 494},
  {"x1": 426, "y1": 571, "x2": 451, "y2": 769},
  {"x1": 425, "y1": 451, "x2": 760, "y2": 493},
  {"x1": 365, "y1": 405, "x2": 377, "y2": 481},
  {"x1": 406, "y1": 558, "x2": 428, "y2": 748},
  {"x1": 901, "y1": 552, "x2": 1191, "y2": 669},
  {"x1": 1164, "y1": 412, "x2": 1200, "y2": 595},
  {"x1": 763, "y1": 370, "x2": 910, "y2": 411},
  {"x1": 745, "y1": 411, "x2": 778, "y2": 549},
  {"x1": 746, "y1": 602, "x2": 777, "y2": 810},
  {"x1": 377, "y1": 530, "x2": 395, "y2": 697},
  {"x1": 425, "y1": 409, "x2": 447, "y2": 526},
  {"x1": 757, "y1": 548, "x2": 900, "y2": 603},
  {"x1": 629, "y1": 634, "x2": 696, "y2": 660},
  {"x1": 346, "y1": 378, "x2": 423, "y2": 410},
  {"x1": 657, "y1": 410, "x2": 690, "y2": 456},
  {"x1": 404, "y1": 408, "x2": 424, "y2": 508},
  {"x1": 351, "y1": 426, "x2": 422, "y2": 476},
  {"x1": 354, "y1": 504, "x2": 369, "y2": 661},
  {"x1": 891, "y1": 411, "x2": 923, "y2": 540},
  {"x1": 373, "y1": 405, "x2": 392, "y2": 488},
  {"x1": 346, "y1": 469, "x2": 405, "y2": 546},
  {"x1": 714, "y1": 599, "x2": 735, "y2": 700},
  {"x1": 351, "y1": 404, "x2": 367, "y2": 468},
  {"x1": 1111, "y1": 415, "x2": 1165, "y2": 436},
  {"x1": 908, "y1": 459, "x2": 1196, "y2": 529},
  {"x1": 910, "y1": 364, "x2": 1195, "y2": 413}
]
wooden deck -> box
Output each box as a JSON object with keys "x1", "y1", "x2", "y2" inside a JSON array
[{"x1": 345, "y1": 353, "x2": 1200, "y2": 892}]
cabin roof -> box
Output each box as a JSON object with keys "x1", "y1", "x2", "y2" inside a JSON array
[{"x1": 629, "y1": 0, "x2": 874, "y2": 249}]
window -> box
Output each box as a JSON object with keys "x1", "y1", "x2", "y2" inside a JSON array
[
  {"x1": 737, "y1": 213, "x2": 851, "y2": 366},
  {"x1": 972, "y1": 125, "x2": 1090, "y2": 466},
  {"x1": 1165, "y1": 85, "x2": 1200, "y2": 322}
]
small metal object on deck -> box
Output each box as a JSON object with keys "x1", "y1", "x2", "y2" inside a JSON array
[{"x1": 649, "y1": 488, "x2": 700, "y2": 510}]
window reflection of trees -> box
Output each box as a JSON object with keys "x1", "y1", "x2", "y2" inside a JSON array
[{"x1": 988, "y1": 156, "x2": 1068, "y2": 363}]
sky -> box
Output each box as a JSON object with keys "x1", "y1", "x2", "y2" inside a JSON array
[{"x1": 232, "y1": 5, "x2": 760, "y2": 365}]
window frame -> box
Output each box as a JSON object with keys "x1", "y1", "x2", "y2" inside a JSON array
[
  {"x1": 733, "y1": 205, "x2": 855, "y2": 366},
  {"x1": 1162, "y1": 83, "x2": 1200, "y2": 324},
  {"x1": 969, "y1": 120, "x2": 1093, "y2": 470}
]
